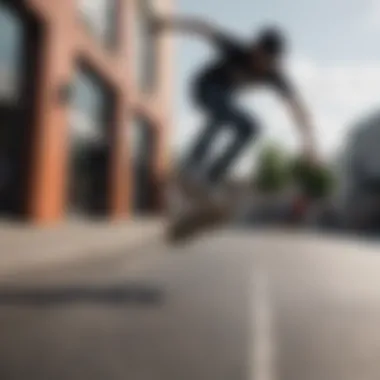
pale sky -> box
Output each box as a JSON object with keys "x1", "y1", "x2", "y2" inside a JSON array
[{"x1": 172, "y1": 0, "x2": 380, "y2": 176}]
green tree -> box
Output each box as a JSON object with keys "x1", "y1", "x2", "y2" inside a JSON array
[
  {"x1": 290, "y1": 157, "x2": 336, "y2": 199},
  {"x1": 254, "y1": 144, "x2": 291, "y2": 193}
]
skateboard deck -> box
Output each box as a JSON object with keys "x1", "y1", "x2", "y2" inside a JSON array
[
  {"x1": 167, "y1": 201, "x2": 230, "y2": 243},
  {"x1": 166, "y1": 172, "x2": 245, "y2": 243}
]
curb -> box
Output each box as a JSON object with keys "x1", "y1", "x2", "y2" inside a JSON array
[{"x1": 0, "y1": 224, "x2": 165, "y2": 278}]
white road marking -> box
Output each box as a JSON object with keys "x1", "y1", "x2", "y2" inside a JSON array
[{"x1": 249, "y1": 267, "x2": 276, "y2": 380}]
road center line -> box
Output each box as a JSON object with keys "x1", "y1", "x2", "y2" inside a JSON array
[{"x1": 249, "y1": 266, "x2": 276, "y2": 380}]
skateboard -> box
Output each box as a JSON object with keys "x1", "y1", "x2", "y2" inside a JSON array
[
  {"x1": 166, "y1": 174, "x2": 239, "y2": 243},
  {"x1": 167, "y1": 199, "x2": 231, "y2": 243}
]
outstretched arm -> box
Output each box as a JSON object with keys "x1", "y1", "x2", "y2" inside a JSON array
[
  {"x1": 271, "y1": 72, "x2": 317, "y2": 162},
  {"x1": 285, "y1": 96, "x2": 316, "y2": 162}
]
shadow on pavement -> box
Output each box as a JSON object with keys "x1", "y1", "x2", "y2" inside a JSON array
[{"x1": 0, "y1": 283, "x2": 165, "y2": 307}]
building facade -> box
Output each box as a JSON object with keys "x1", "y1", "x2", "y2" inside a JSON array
[
  {"x1": 0, "y1": 0, "x2": 173, "y2": 223},
  {"x1": 337, "y1": 110, "x2": 380, "y2": 229}
]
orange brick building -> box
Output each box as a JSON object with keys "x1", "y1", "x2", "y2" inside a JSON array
[{"x1": 0, "y1": 0, "x2": 173, "y2": 223}]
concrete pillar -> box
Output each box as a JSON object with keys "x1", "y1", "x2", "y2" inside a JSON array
[{"x1": 28, "y1": 0, "x2": 75, "y2": 223}]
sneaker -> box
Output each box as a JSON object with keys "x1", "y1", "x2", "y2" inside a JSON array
[
  {"x1": 167, "y1": 200, "x2": 229, "y2": 244},
  {"x1": 167, "y1": 171, "x2": 206, "y2": 219}
]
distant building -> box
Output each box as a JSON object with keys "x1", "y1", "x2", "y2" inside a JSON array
[
  {"x1": 0, "y1": 0, "x2": 174, "y2": 223},
  {"x1": 338, "y1": 110, "x2": 380, "y2": 229}
]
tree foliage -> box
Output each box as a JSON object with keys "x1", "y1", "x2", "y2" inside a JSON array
[
  {"x1": 254, "y1": 145, "x2": 291, "y2": 193},
  {"x1": 290, "y1": 157, "x2": 335, "y2": 199},
  {"x1": 254, "y1": 144, "x2": 336, "y2": 199}
]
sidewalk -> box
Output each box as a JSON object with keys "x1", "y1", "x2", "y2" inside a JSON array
[{"x1": 0, "y1": 218, "x2": 165, "y2": 277}]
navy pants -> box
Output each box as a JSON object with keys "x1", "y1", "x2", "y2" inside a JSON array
[{"x1": 183, "y1": 82, "x2": 259, "y2": 184}]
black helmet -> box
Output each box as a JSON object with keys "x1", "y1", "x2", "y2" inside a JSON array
[{"x1": 256, "y1": 26, "x2": 287, "y2": 56}]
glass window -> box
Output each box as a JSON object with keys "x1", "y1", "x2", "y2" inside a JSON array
[
  {"x1": 0, "y1": 3, "x2": 22, "y2": 103},
  {"x1": 68, "y1": 67, "x2": 113, "y2": 215},
  {"x1": 130, "y1": 117, "x2": 155, "y2": 213},
  {"x1": 130, "y1": 117, "x2": 154, "y2": 164},
  {"x1": 69, "y1": 68, "x2": 110, "y2": 147},
  {"x1": 130, "y1": 119, "x2": 141, "y2": 163},
  {"x1": 78, "y1": 0, "x2": 118, "y2": 48},
  {"x1": 134, "y1": 0, "x2": 157, "y2": 92}
]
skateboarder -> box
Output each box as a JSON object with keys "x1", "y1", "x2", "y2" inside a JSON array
[{"x1": 153, "y1": 15, "x2": 317, "y2": 240}]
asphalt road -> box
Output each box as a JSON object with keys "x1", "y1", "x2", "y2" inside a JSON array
[{"x1": 0, "y1": 230, "x2": 380, "y2": 380}]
